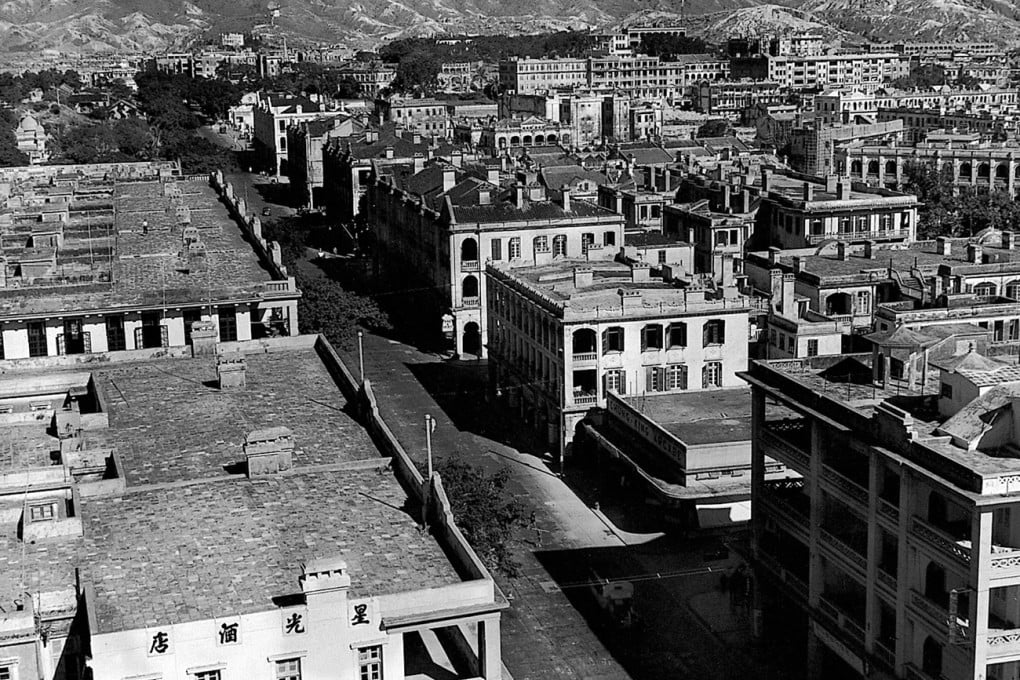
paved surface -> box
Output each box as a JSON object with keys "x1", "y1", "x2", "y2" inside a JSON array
[{"x1": 342, "y1": 333, "x2": 807, "y2": 680}]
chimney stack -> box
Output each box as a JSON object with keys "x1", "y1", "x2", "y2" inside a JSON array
[
  {"x1": 825, "y1": 174, "x2": 838, "y2": 193},
  {"x1": 412, "y1": 153, "x2": 424, "y2": 174},
  {"x1": 740, "y1": 189, "x2": 751, "y2": 213},
  {"x1": 768, "y1": 246, "x2": 781, "y2": 265},
  {"x1": 837, "y1": 242, "x2": 849, "y2": 261},
  {"x1": 761, "y1": 169, "x2": 772, "y2": 193},
  {"x1": 244, "y1": 426, "x2": 294, "y2": 477},
  {"x1": 451, "y1": 150, "x2": 463, "y2": 167},
  {"x1": 487, "y1": 167, "x2": 500, "y2": 185},
  {"x1": 631, "y1": 263, "x2": 651, "y2": 283},
  {"x1": 721, "y1": 184, "x2": 731, "y2": 211},
  {"x1": 864, "y1": 239, "x2": 875, "y2": 259},
  {"x1": 968, "y1": 243, "x2": 983, "y2": 264},
  {"x1": 837, "y1": 180, "x2": 851, "y2": 200},
  {"x1": 803, "y1": 182, "x2": 814, "y2": 202},
  {"x1": 217, "y1": 352, "x2": 247, "y2": 389},
  {"x1": 513, "y1": 183, "x2": 525, "y2": 209},
  {"x1": 792, "y1": 256, "x2": 804, "y2": 274},
  {"x1": 560, "y1": 185, "x2": 571, "y2": 212},
  {"x1": 782, "y1": 273, "x2": 796, "y2": 317},
  {"x1": 1004, "y1": 232, "x2": 1016, "y2": 250},
  {"x1": 937, "y1": 236, "x2": 951, "y2": 256},
  {"x1": 384, "y1": 145, "x2": 394, "y2": 159},
  {"x1": 573, "y1": 266, "x2": 593, "y2": 288},
  {"x1": 443, "y1": 168, "x2": 456, "y2": 194}
]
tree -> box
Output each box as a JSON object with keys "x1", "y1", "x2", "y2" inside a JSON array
[
  {"x1": 639, "y1": 34, "x2": 710, "y2": 59},
  {"x1": 437, "y1": 458, "x2": 527, "y2": 576},
  {"x1": 697, "y1": 119, "x2": 735, "y2": 138},
  {"x1": 891, "y1": 64, "x2": 946, "y2": 90},
  {"x1": 901, "y1": 160, "x2": 1020, "y2": 238},
  {"x1": 0, "y1": 110, "x2": 28, "y2": 166}
]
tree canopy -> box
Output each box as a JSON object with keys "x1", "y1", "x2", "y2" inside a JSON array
[
  {"x1": 901, "y1": 161, "x2": 1020, "y2": 238},
  {"x1": 638, "y1": 34, "x2": 711, "y2": 59}
]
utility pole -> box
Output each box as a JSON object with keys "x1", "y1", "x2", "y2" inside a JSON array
[
  {"x1": 425, "y1": 414, "x2": 435, "y2": 481},
  {"x1": 357, "y1": 330, "x2": 365, "y2": 383}
]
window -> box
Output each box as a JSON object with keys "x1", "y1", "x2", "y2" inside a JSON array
[
  {"x1": 603, "y1": 231, "x2": 616, "y2": 247},
  {"x1": 553, "y1": 234, "x2": 567, "y2": 257},
  {"x1": 703, "y1": 320, "x2": 725, "y2": 346},
  {"x1": 658, "y1": 249, "x2": 667, "y2": 263},
  {"x1": 605, "y1": 369, "x2": 625, "y2": 394},
  {"x1": 703, "y1": 361, "x2": 722, "y2": 388},
  {"x1": 603, "y1": 326, "x2": 624, "y2": 353},
  {"x1": 641, "y1": 325, "x2": 663, "y2": 351},
  {"x1": 645, "y1": 366, "x2": 665, "y2": 392},
  {"x1": 218, "y1": 308, "x2": 238, "y2": 342},
  {"x1": 856, "y1": 291, "x2": 871, "y2": 314},
  {"x1": 358, "y1": 645, "x2": 383, "y2": 680},
  {"x1": 890, "y1": 357, "x2": 905, "y2": 380},
  {"x1": 811, "y1": 218, "x2": 824, "y2": 235},
  {"x1": 778, "y1": 334, "x2": 785, "y2": 351},
  {"x1": 666, "y1": 364, "x2": 688, "y2": 390},
  {"x1": 29, "y1": 502, "x2": 56, "y2": 521},
  {"x1": 490, "y1": 239, "x2": 503, "y2": 261},
  {"x1": 807, "y1": 339, "x2": 819, "y2": 357},
  {"x1": 667, "y1": 323, "x2": 687, "y2": 348},
  {"x1": 941, "y1": 382, "x2": 953, "y2": 399},
  {"x1": 276, "y1": 659, "x2": 301, "y2": 680},
  {"x1": 0, "y1": 665, "x2": 10, "y2": 680},
  {"x1": 509, "y1": 237, "x2": 521, "y2": 259},
  {"x1": 533, "y1": 235, "x2": 549, "y2": 255},
  {"x1": 27, "y1": 321, "x2": 47, "y2": 357},
  {"x1": 581, "y1": 232, "x2": 595, "y2": 253},
  {"x1": 195, "y1": 672, "x2": 221, "y2": 680}
]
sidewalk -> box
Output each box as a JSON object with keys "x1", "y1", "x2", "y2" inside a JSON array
[{"x1": 345, "y1": 335, "x2": 633, "y2": 680}]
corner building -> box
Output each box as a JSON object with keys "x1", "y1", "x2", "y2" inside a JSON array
[{"x1": 742, "y1": 337, "x2": 1020, "y2": 680}]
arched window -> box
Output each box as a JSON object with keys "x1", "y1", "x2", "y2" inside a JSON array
[
  {"x1": 1005, "y1": 280, "x2": 1020, "y2": 300},
  {"x1": 960, "y1": 162, "x2": 973, "y2": 180},
  {"x1": 885, "y1": 160, "x2": 897, "y2": 175},
  {"x1": 974, "y1": 282, "x2": 997, "y2": 296},
  {"x1": 925, "y1": 561, "x2": 947, "y2": 605},
  {"x1": 461, "y1": 238, "x2": 478, "y2": 263},
  {"x1": 703, "y1": 320, "x2": 725, "y2": 346},
  {"x1": 997, "y1": 163, "x2": 1009, "y2": 179},
  {"x1": 851, "y1": 160, "x2": 863, "y2": 175},
  {"x1": 522, "y1": 135, "x2": 532, "y2": 146},
  {"x1": 510, "y1": 135, "x2": 520, "y2": 146},
  {"x1": 535, "y1": 134, "x2": 545, "y2": 145},
  {"x1": 533, "y1": 235, "x2": 549, "y2": 257},
  {"x1": 462, "y1": 275, "x2": 479, "y2": 300},
  {"x1": 922, "y1": 637, "x2": 943, "y2": 678},
  {"x1": 508, "y1": 237, "x2": 521, "y2": 259},
  {"x1": 572, "y1": 328, "x2": 597, "y2": 357},
  {"x1": 868, "y1": 160, "x2": 880, "y2": 176},
  {"x1": 978, "y1": 162, "x2": 991, "y2": 179},
  {"x1": 552, "y1": 234, "x2": 567, "y2": 257}
]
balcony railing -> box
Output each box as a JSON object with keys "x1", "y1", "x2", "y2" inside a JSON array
[
  {"x1": 462, "y1": 296, "x2": 480, "y2": 307},
  {"x1": 986, "y1": 628, "x2": 1020, "y2": 659},
  {"x1": 819, "y1": 596, "x2": 865, "y2": 645},
  {"x1": 760, "y1": 425, "x2": 810, "y2": 471},
  {"x1": 573, "y1": 392, "x2": 597, "y2": 406},
  {"x1": 823, "y1": 464, "x2": 869, "y2": 506},
  {"x1": 911, "y1": 516, "x2": 971, "y2": 567},
  {"x1": 990, "y1": 548, "x2": 1020, "y2": 579},
  {"x1": 879, "y1": 498, "x2": 900, "y2": 523},
  {"x1": 821, "y1": 528, "x2": 868, "y2": 571},
  {"x1": 877, "y1": 568, "x2": 897, "y2": 593},
  {"x1": 757, "y1": 549, "x2": 808, "y2": 600},
  {"x1": 460, "y1": 259, "x2": 479, "y2": 271},
  {"x1": 572, "y1": 352, "x2": 597, "y2": 362},
  {"x1": 874, "y1": 641, "x2": 895, "y2": 670}
]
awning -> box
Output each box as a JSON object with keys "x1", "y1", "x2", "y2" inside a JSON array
[{"x1": 696, "y1": 500, "x2": 751, "y2": 528}]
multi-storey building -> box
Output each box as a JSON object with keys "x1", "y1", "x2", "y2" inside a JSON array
[
  {"x1": 0, "y1": 162, "x2": 300, "y2": 360},
  {"x1": 839, "y1": 132, "x2": 1020, "y2": 196},
  {"x1": 475, "y1": 116, "x2": 569, "y2": 153},
  {"x1": 336, "y1": 61, "x2": 397, "y2": 97},
  {"x1": 731, "y1": 53, "x2": 910, "y2": 92},
  {"x1": 253, "y1": 93, "x2": 341, "y2": 176},
  {"x1": 815, "y1": 89, "x2": 879, "y2": 126},
  {"x1": 874, "y1": 87, "x2": 1019, "y2": 113},
  {"x1": 876, "y1": 109, "x2": 1017, "y2": 144},
  {"x1": 286, "y1": 115, "x2": 363, "y2": 209},
  {"x1": 0, "y1": 333, "x2": 506, "y2": 680},
  {"x1": 742, "y1": 333, "x2": 1020, "y2": 680},
  {"x1": 487, "y1": 259, "x2": 750, "y2": 455},
  {"x1": 497, "y1": 57, "x2": 589, "y2": 94},
  {"x1": 365, "y1": 163, "x2": 625, "y2": 356},
  {"x1": 693, "y1": 80, "x2": 785, "y2": 119},
  {"x1": 376, "y1": 97, "x2": 452, "y2": 138},
  {"x1": 891, "y1": 41, "x2": 1001, "y2": 59},
  {"x1": 769, "y1": 35, "x2": 826, "y2": 57}
]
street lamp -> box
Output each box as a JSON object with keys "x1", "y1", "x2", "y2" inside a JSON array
[{"x1": 357, "y1": 330, "x2": 365, "y2": 383}]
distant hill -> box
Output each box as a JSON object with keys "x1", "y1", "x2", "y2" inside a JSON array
[{"x1": 2, "y1": 0, "x2": 1020, "y2": 56}]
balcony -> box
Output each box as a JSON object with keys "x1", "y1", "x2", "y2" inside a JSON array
[
  {"x1": 822, "y1": 464, "x2": 869, "y2": 508},
  {"x1": 819, "y1": 596, "x2": 865, "y2": 645},
  {"x1": 986, "y1": 627, "x2": 1020, "y2": 660},
  {"x1": 821, "y1": 528, "x2": 868, "y2": 573},
  {"x1": 908, "y1": 589, "x2": 968, "y2": 641},
  {"x1": 460, "y1": 259, "x2": 480, "y2": 271},
  {"x1": 760, "y1": 419, "x2": 811, "y2": 472},
  {"x1": 878, "y1": 497, "x2": 900, "y2": 525},
  {"x1": 756, "y1": 549, "x2": 808, "y2": 601},
  {"x1": 462, "y1": 296, "x2": 480, "y2": 307},
  {"x1": 572, "y1": 352, "x2": 597, "y2": 363},
  {"x1": 877, "y1": 568, "x2": 897, "y2": 594},
  {"x1": 990, "y1": 548, "x2": 1020, "y2": 580},
  {"x1": 911, "y1": 516, "x2": 971, "y2": 567},
  {"x1": 573, "y1": 391, "x2": 597, "y2": 406},
  {"x1": 873, "y1": 641, "x2": 895, "y2": 671}
]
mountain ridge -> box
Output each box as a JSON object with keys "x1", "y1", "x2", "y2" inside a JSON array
[{"x1": 2, "y1": 0, "x2": 1020, "y2": 55}]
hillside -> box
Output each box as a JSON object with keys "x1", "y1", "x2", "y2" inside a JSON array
[{"x1": 3, "y1": 0, "x2": 1020, "y2": 55}]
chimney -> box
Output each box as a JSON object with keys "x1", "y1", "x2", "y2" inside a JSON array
[
  {"x1": 825, "y1": 174, "x2": 838, "y2": 193},
  {"x1": 720, "y1": 251, "x2": 735, "y2": 288},
  {"x1": 487, "y1": 168, "x2": 500, "y2": 185},
  {"x1": 740, "y1": 189, "x2": 751, "y2": 213},
  {"x1": 366, "y1": 129, "x2": 378, "y2": 143},
  {"x1": 244, "y1": 426, "x2": 294, "y2": 476},
  {"x1": 768, "y1": 246, "x2": 781, "y2": 265},
  {"x1": 451, "y1": 150, "x2": 463, "y2": 167},
  {"x1": 803, "y1": 182, "x2": 814, "y2": 202},
  {"x1": 443, "y1": 168, "x2": 456, "y2": 194},
  {"x1": 937, "y1": 236, "x2": 951, "y2": 256},
  {"x1": 648, "y1": 165, "x2": 657, "y2": 190},
  {"x1": 299, "y1": 556, "x2": 351, "y2": 609},
  {"x1": 631, "y1": 263, "x2": 651, "y2": 283},
  {"x1": 792, "y1": 256, "x2": 804, "y2": 274},
  {"x1": 560, "y1": 185, "x2": 571, "y2": 212},
  {"x1": 761, "y1": 169, "x2": 772, "y2": 192},
  {"x1": 190, "y1": 320, "x2": 218, "y2": 356},
  {"x1": 782, "y1": 273, "x2": 796, "y2": 317},
  {"x1": 412, "y1": 152, "x2": 424, "y2": 174},
  {"x1": 837, "y1": 242, "x2": 849, "y2": 261},
  {"x1": 770, "y1": 268, "x2": 783, "y2": 311},
  {"x1": 384, "y1": 145, "x2": 394, "y2": 159},
  {"x1": 720, "y1": 184, "x2": 731, "y2": 211},
  {"x1": 513, "y1": 183, "x2": 525, "y2": 209},
  {"x1": 619, "y1": 289, "x2": 643, "y2": 310},
  {"x1": 573, "y1": 266, "x2": 593, "y2": 288},
  {"x1": 837, "y1": 180, "x2": 851, "y2": 200},
  {"x1": 968, "y1": 243, "x2": 983, "y2": 264},
  {"x1": 1004, "y1": 232, "x2": 1016, "y2": 250},
  {"x1": 413, "y1": 132, "x2": 421, "y2": 145},
  {"x1": 217, "y1": 352, "x2": 247, "y2": 389},
  {"x1": 864, "y1": 239, "x2": 875, "y2": 259}
]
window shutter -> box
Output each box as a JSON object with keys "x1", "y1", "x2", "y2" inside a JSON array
[
  {"x1": 703, "y1": 323, "x2": 710, "y2": 347},
  {"x1": 641, "y1": 328, "x2": 648, "y2": 351},
  {"x1": 645, "y1": 367, "x2": 654, "y2": 391},
  {"x1": 619, "y1": 371, "x2": 627, "y2": 395},
  {"x1": 718, "y1": 322, "x2": 725, "y2": 344}
]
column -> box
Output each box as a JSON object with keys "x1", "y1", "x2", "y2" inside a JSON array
[
  {"x1": 807, "y1": 623, "x2": 825, "y2": 680},
  {"x1": 971, "y1": 510, "x2": 992, "y2": 680},
  {"x1": 750, "y1": 388, "x2": 767, "y2": 639},
  {"x1": 808, "y1": 417, "x2": 824, "y2": 609},
  {"x1": 865, "y1": 449, "x2": 881, "y2": 652},
  {"x1": 895, "y1": 469, "x2": 913, "y2": 671},
  {"x1": 478, "y1": 617, "x2": 501, "y2": 680}
]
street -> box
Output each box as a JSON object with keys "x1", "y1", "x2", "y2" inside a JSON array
[{"x1": 342, "y1": 332, "x2": 806, "y2": 680}]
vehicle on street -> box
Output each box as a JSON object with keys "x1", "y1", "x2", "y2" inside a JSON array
[{"x1": 262, "y1": 207, "x2": 272, "y2": 216}]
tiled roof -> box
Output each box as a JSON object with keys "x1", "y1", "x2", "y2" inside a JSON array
[{"x1": 82, "y1": 467, "x2": 460, "y2": 632}]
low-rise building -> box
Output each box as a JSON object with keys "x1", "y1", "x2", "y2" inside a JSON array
[
  {"x1": 487, "y1": 259, "x2": 750, "y2": 455},
  {"x1": 286, "y1": 115, "x2": 363, "y2": 209},
  {"x1": 253, "y1": 93, "x2": 336, "y2": 176}
]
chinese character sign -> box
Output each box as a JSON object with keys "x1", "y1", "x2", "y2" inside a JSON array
[
  {"x1": 282, "y1": 608, "x2": 307, "y2": 636},
  {"x1": 146, "y1": 629, "x2": 173, "y2": 657},
  {"x1": 217, "y1": 620, "x2": 240, "y2": 646},
  {"x1": 348, "y1": 599, "x2": 377, "y2": 629}
]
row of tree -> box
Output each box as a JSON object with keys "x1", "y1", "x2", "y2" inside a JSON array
[
  {"x1": 902, "y1": 161, "x2": 1020, "y2": 238},
  {"x1": 0, "y1": 69, "x2": 83, "y2": 106}
]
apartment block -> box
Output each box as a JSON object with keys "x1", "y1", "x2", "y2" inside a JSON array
[{"x1": 487, "y1": 259, "x2": 750, "y2": 455}]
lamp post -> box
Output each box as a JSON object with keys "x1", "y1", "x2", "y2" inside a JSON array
[
  {"x1": 425, "y1": 414, "x2": 435, "y2": 480},
  {"x1": 357, "y1": 330, "x2": 365, "y2": 383}
]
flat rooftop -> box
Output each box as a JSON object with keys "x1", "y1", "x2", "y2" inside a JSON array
[
  {"x1": 0, "y1": 178, "x2": 278, "y2": 317},
  {"x1": 82, "y1": 466, "x2": 460, "y2": 633},
  {"x1": 88, "y1": 348, "x2": 376, "y2": 485},
  {"x1": 0, "y1": 342, "x2": 463, "y2": 628},
  {"x1": 624, "y1": 389, "x2": 753, "y2": 446}
]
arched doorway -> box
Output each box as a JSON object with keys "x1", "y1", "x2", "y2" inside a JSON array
[
  {"x1": 922, "y1": 636, "x2": 943, "y2": 677},
  {"x1": 925, "y1": 561, "x2": 947, "y2": 605},
  {"x1": 462, "y1": 274, "x2": 479, "y2": 301},
  {"x1": 460, "y1": 237, "x2": 478, "y2": 265},
  {"x1": 825, "y1": 292, "x2": 853, "y2": 316},
  {"x1": 851, "y1": 160, "x2": 862, "y2": 175},
  {"x1": 462, "y1": 321, "x2": 481, "y2": 356}
]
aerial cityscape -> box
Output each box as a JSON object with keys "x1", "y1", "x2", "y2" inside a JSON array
[{"x1": 6, "y1": 2, "x2": 1020, "y2": 680}]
